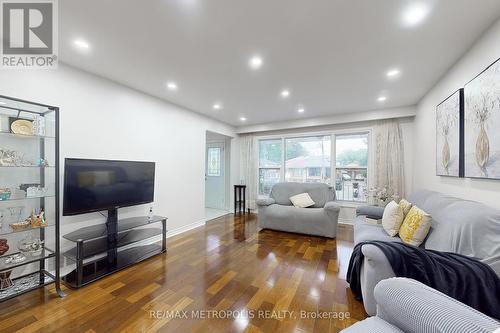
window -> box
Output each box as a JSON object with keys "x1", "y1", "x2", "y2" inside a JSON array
[
  {"x1": 335, "y1": 133, "x2": 369, "y2": 202},
  {"x1": 258, "y1": 131, "x2": 369, "y2": 202},
  {"x1": 207, "y1": 147, "x2": 221, "y2": 176},
  {"x1": 259, "y1": 139, "x2": 282, "y2": 195},
  {"x1": 285, "y1": 136, "x2": 331, "y2": 184}
]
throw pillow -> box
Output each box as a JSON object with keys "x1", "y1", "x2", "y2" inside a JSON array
[
  {"x1": 399, "y1": 206, "x2": 432, "y2": 246},
  {"x1": 381, "y1": 200, "x2": 404, "y2": 237},
  {"x1": 289, "y1": 193, "x2": 315, "y2": 208},
  {"x1": 399, "y1": 199, "x2": 413, "y2": 217}
]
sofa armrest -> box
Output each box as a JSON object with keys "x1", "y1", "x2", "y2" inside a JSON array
[
  {"x1": 356, "y1": 205, "x2": 385, "y2": 219},
  {"x1": 374, "y1": 278, "x2": 500, "y2": 333},
  {"x1": 360, "y1": 244, "x2": 396, "y2": 316},
  {"x1": 324, "y1": 201, "x2": 341, "y2": 212},
  {"x1": 256, "y1": 197, "x2": 276, "y2": 207}
]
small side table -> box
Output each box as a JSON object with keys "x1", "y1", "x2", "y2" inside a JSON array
[{"x1": 234, "y1": 185, "x2": 249, "y2": 215}]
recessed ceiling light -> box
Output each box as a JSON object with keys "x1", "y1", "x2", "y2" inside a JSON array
[
  {"x1": 402, "y1": 3, "x2": 430, "y2": 27},
  {"x1": 166, "y1": 82, "x2": 178, "y2": 91},
  {"x1": 0, "y1": 101, "x2": 6, "y2": 105},
  {"x1": 213, "y1": 103, "x2": 222, "y2": 110},
  {"x1": 73, "y1": 39, "x2": 90, "y2": 49},
  {"x1": 249, "y1": 56, "x2": 263, "y2": 70},
  {"x1": 240, "y1": 117, "x2": 247, "y2": 121},
  {"x1": 281, "y1": 89, "x2": 290, "y2": 98},
  {"x1": 378, "y1": 96, "x2": 387, "y2": 102},
  {"x1": 297, "y1": 107, "x2": 305, "y2": 113},
  {"x1": 386, "y1": 69, "x2": 401, "y2": 78}
]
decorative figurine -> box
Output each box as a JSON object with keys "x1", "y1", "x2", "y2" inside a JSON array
[
  {"x1": 18, "y1": 236, "x2": 44, "y2": 257},
  {"x1": 0, "y1": 239, "x2": 9, "y2": 256},
  {"x1": 0, "y1": 188, "x2": 11, "y2": 201},
  {"x1": 0, "y1": 270, "x2": 13, "y2": 290}
]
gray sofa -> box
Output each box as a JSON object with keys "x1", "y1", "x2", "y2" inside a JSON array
[
  {"x1": 354, "y1": 189, "x2": 500, "y2": 315},
  {"x1": 341, "y1": 278, "x2": 500, "y2": 333},
  {"x1": 256, "y1": 182, "x2": 340, "y2": 238}
]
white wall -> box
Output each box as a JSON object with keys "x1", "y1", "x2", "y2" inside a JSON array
[
  {"x1": 0, "y1": 64, "x2": 238, "y2": 260},
  {"x1": 413, "y1": 18, "x2": 500, "y2": 208}
]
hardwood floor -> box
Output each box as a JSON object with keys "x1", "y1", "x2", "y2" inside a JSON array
[{"x1": 0, "y1": 214, "x2": 367, "y2": 333}]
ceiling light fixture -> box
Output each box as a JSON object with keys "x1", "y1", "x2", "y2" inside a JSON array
[
  {"x1": 297, "y1": 107, "x2": 305, "y2": 113},
  {"x1": 281, "y1": 89, "x2": 290, "y2": 98},
  {"x1": 213, "y1": 103, "x2": 222, "y2": 110},
  {"x1": 0, "y1": 101, "x2": 6, "y2": 105},
  {"x1": 386, "y1": 69, "x2": 401, "y2": 78},
  {"x1": 249, "y1": 56, "x2": 263, "y2": 70},
  {"x1": 402, "y1": 3, "x2": 430, "y2": 27},
  {"x1": 73, "y1": 39, "x2": 90, "y2": 49},
  {"x1": 240, "y1": 117, "x2": 247, "y2": 121},
  {"x1": 166, "y1": 82, "x2": 178, "y2": 91},
  {"x1": 378, "y1": 96, "x2": 387, "y2": 102}
]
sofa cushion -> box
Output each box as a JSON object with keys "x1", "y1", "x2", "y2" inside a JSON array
[
  {"x1": 399, "y1": 206, "x2": 432, "y2": 247},
  {"x1": 262, "y1": 204, "x2": 337, "y2": 237},
  {"x1": 382, "y1": 201, "x2": 404, "y2": 237},
  {"x1": 399, "y1": 198, "x2": 412, "y2": 217},
  {"x1": 289, "y1": 192, "x2": 315, "y2": 208},
  {"x1": 408, "y1": 190, "x2": 500, "y2": 276},
  {"x1": 270, "y1": 182, "x2": 335, "y2": 208},
  {"x1": 354, "y1": 216, "x2": 403, "y2": 245}
]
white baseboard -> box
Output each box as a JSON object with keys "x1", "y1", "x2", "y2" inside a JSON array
[
  {"x1": 136, "y1": 218, "x2": 207, "y2": 245},
  {"x1": 168, "y1": 219, "x2": 206, "y2": 238}
]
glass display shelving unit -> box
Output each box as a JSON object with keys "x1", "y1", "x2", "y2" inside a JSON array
[{"x1": 0, "y1": 94, "x2": 63, "y2": 301}]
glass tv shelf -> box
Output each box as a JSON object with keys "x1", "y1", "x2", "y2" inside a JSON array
[
  {"x1": 63, "y1": 215, "x2": 166, "y2": 242},
  {"x1": 63, "y1": 244, "x2": 163, "y2": 288},
  {"x1": 62, "y1": 214, "x2": 167, "y2": 288}
]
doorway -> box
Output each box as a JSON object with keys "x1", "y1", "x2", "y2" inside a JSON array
[{"x1": 205, "y1": 131, "x2": 231, "y2": 220}]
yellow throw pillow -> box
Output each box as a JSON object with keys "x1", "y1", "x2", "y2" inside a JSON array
[
  {"x1": 399, "y1": 206, "x2": 432, "y2": 246},
  {"x1": 382, "y1": 200, "x2": 404, "y2": 237},
  {"x1": 289, "y1": 193, "x2": 315, "y2": 208},
  {"x1": 399, "y1": 199, "x2": 413, "y2": 217}
]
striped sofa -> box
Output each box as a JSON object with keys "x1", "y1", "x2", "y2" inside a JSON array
[{"x1": 342, "y1": 278, "x2": 500, "y2": 333}]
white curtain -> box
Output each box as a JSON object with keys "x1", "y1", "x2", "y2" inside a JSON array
[
  {"x1": 239, "y1": 135, "x2": 258, "y2": 210},
  {"x1": 372, "y1": 119, "x2": 405, "y2": 199}
]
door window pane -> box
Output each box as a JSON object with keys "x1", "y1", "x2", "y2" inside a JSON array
[
  {"x1": 285, "y1": 136, "x2": 331, "y2": 184},
  {"x1": 335, "y1": 133, "x2": 368, "y2": 202},
  {"x1": 207, "y1": 147, "x2": 221, "y2": 176}
]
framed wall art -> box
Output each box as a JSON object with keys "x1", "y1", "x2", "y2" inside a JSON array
[
  {"x1": 436, "y1": 89, "x2": 464, "y2": 177},
  {"x1": 464, "y1": 58, "x2": 500, "y2": 179}
]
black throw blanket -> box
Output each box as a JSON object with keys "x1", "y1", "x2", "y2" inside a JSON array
[{"x1": 347, "y1": 241, "x2": 500, "y2": 320}]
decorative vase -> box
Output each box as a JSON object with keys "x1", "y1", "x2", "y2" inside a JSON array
[
  {"x1": 377, "y1": 199, "x2": 388, "y2": 207},
  {"x1": 0, "y1": 270, "x2": 13, "y2": 290},
  {"x1": 442, "y1": 136, "x2": 450, "y2": 175},
  {"x1": 0, "y1": 239, "x2": 8, "y2": 256},
  {"x1": 475, "y1": 123, "x2": 490, "y2": 177}
]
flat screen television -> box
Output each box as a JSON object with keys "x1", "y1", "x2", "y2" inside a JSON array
[{"x1": 63, "y1": 158, "x2": 155, "y2": 216}]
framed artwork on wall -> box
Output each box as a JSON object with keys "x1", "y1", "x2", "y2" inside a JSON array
[
  {"x1": 464, "y1": 57, "x2": 500, "y2": 179},
  {"x1": 436, "y1": 89, "x2": 464, "y2": 177}
]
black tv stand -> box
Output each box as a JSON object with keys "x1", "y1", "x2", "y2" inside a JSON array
[{"x1": 62, "y1": 211, "x2": 167, "y2": 288}]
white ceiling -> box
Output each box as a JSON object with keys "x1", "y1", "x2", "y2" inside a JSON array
[{"x1": 59, "y1": 0, "x2": 500, "y2": 126}]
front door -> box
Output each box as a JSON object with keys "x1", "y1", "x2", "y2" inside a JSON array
[{"x1": 205, "y1": 142, "x2": 225, "y2": 210}]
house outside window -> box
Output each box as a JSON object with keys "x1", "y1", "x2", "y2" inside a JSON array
[
  {"x1": 334, "y1": 133, "x2": 369, "y2": 202},
  {"x1": 258, "y1": 131, "x2": 369, "y2": 202},
  {"x1": 258, "y1": 139, "x2": 282, "y2": 195}
]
